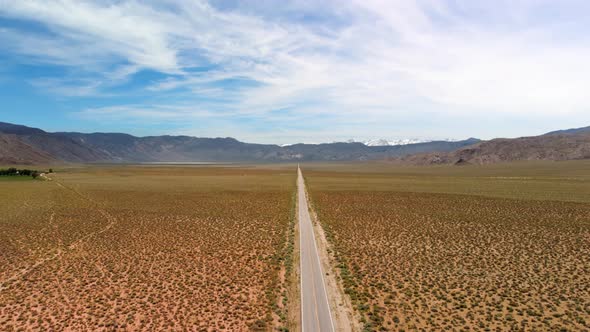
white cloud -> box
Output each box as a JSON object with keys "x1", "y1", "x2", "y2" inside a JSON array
[
  {"x1": 77, "y1": 104, "x2": 224, "y2": 121},
  {"x1": 0, "y1": 0, "x2": 179, "y2": 72},
  {"x1": 1, "y1": 0, "x2": 590, "y2": 141}
]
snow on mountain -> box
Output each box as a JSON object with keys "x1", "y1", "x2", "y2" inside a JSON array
[
  {"x1": 341, "y1": 138, "x2": 458, "y2": 146},
  {"x1": 281, "y1": 138, "x2": 457, "y2": 147},
  {"x1": 363, "y1": 138, "x2": 432, "y2": 146}
]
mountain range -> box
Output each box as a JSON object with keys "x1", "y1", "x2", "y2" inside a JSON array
[
  {"x1": 2, "y1": 121, "x2": 589, "y2": 165},
  {"x1": 400, "y1": 126, "x2": 590, "y2": 165},
  {"x1": 0, "y1": 122, "x2": 478, "y2": 164}
]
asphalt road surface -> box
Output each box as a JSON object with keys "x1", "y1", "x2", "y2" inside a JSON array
[{"x1": 298, "y1": 166, "x2": 335, "y2": 332}]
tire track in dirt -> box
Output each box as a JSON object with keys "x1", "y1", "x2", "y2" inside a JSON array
[{"x1": 0, "y1": 179, "x2": 117, "y2": 292}]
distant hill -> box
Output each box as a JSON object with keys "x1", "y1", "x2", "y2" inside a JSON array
[
  {"x1": 401, "y1": 130, "x2": 590, "y2": 165},
  {"x1": 5, "y1": 121, "x2": 590, "y2": 165},
  {"x1": 0, "y1": 122, "x2": 110, "y2": 163},
  {"x1": 280, "y1": 138, "x2": 480, "y2": 161},
  {"x1": 0, "y1": 122, "x2": 478, "y2": 164},
  {"x1": 0, "y1": 134, "x2": 56, "y2": 165},
  {"x1": 56, "y1": 132, "x2": 282, "y2": 162},
  {"x1": 544, "y1": 125, "x2": 590, "y2": 136}
]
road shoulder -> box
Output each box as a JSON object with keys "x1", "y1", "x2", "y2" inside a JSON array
[
  {"x1": 288, "y1": 191, "x2": 302, "y2": 331},
  {"x1": 304, "y1": 181, "x2": 361, "y2": 332}
]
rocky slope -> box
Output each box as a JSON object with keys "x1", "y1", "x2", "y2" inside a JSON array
[
  {"x1": 401, "y1": 130, "x2": 590, "y2": 165},
  {"x1": 0, "y1": 134, "x2": 56, "y2": 165}
]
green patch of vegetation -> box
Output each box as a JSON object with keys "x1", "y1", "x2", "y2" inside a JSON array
[{"x1": 0, "y1": 167, "x2": 45, "y2": 179}]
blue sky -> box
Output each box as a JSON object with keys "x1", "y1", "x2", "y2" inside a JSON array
[{"x1": 1, "y1": 0, "x2": 590, "y2": 144}]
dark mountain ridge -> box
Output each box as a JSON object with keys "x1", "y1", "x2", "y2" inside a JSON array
[
  {"x1": 0, "y1": 121, "x2": 478, "y2": 164},
  {"x1": 544, "y1": 125, "x2": 590, "y2": 136}
]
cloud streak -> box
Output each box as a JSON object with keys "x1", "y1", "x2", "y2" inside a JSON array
[{"x1": 1, "y1": 0, "x2": 590, "y2": 142}]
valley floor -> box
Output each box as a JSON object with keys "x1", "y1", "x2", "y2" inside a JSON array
[
  {"x1": 302, "y1": 160, "x2": 590, "y2": 331},
  {"x1": 1, "y1": 160, "x2": 589, "y2": 331},
  {"x1": 0, "y1": 165, "x2": 296, "y2": 331}
]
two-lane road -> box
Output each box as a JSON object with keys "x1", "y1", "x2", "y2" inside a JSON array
[{"x1": 298, "y1": 166, "x2": 335, "y2": 332}]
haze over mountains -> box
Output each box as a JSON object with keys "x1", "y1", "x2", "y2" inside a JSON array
[
  {"x1": 1, "y1": 121, "x2": 589, "y2": 165},
  {"x1": 0, "y1": 122, "x2": 478, "y2": 164}
]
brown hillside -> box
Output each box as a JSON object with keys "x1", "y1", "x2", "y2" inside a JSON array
[
  {"x1": 401, "y1": 133, "x2": 590, "y2": 165},
  {"x1": 0, "y1": 134, "x2": 57, "y2": 165}
]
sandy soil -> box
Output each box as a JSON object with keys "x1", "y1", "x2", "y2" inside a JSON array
[{"x1": 0, "y1": 166, "x2": 296, "y2": 331}]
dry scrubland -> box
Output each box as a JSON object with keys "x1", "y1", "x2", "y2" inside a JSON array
[
  {"x1": 0, "y1": 166, "x2": 296, "y2": 331},
  {"x1": 305, "y1": 161, "x2": 590, "y2": 331}
]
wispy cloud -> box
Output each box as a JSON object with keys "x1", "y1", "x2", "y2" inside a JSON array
[
  {"x1": 1, "y1": 0, "x2": 590, "y2": 142},
  {"x1": 77, "y1": 104, "x2": 225, "y2": 121}
]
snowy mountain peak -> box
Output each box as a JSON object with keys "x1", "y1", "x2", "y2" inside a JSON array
[
  {"x1": 282, "y1": 138, "x2": 457, "y2": 147},
  {"x1": 363, "y1": 138, "x2": 432, "y2": 146},
  {"x1": 340, "y1": 138, "x2": 458, "y2": 146}
]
